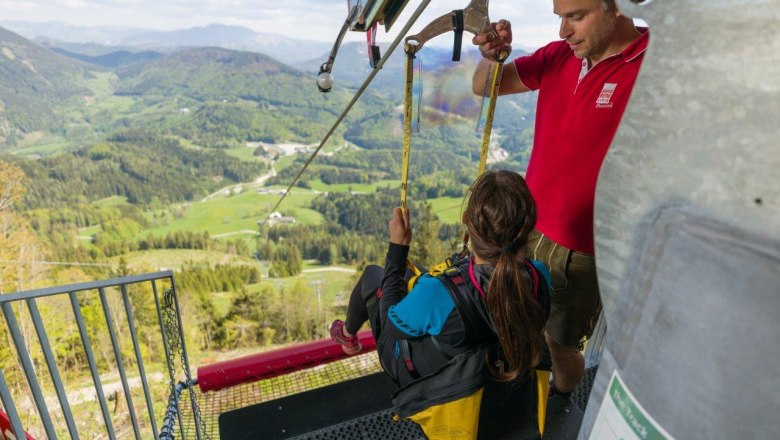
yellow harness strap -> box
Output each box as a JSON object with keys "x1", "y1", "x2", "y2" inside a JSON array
[
  {"x1": 536, "y1": 369, "x2": 551, "y2": 435},
  {"x1": 477, "y1": 53, "x2": 508, "y2": 176},
  {"x1": 409, "y1": 388, "x2": 484, "y2": 440}
]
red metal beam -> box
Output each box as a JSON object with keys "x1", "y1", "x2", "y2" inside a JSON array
[{"x1": 197, "y1": 330, "x2": 376, "y2": 392}]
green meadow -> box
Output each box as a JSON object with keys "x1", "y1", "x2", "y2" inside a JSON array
[{"x1": 138, "y1": 189, "x2": 324, "y2": 239}]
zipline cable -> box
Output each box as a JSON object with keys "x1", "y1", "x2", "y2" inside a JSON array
[{"x1": 264, "y1": 0, "x2": 433, "y2": 221}]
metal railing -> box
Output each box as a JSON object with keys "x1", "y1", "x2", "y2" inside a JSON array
[{"x1": 0, "y1": 272, "x2": 204, "y2": 440}]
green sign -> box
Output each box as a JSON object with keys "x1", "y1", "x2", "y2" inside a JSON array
[{"x1": 590, "y1": 370, "x2": 675, "y2": 440}]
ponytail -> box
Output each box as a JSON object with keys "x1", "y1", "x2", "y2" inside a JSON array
[
  {"x1": 486, "y1": 251, "x2": 546, "y2": 381},
  {"x1": 462, "y1": 170, "x2": 545, "y2": 381}
]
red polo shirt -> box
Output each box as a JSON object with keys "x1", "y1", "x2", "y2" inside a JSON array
[{"x1": 515, "y1": 29, "x2": 648, "y2": 254}]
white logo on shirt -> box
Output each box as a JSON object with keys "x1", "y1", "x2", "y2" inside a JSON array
[{"x1": 596, "y1": 83, "x2": 617, "y2": 108}]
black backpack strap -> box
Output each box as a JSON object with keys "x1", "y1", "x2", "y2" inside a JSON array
[
  {"x1": 398, "y1": 340, "x2": 421, "y2": 380},
  {"x1": 437, "y1": 266, "x2": 485, "y2": 341}
]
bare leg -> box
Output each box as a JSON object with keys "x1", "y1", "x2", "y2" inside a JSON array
[{"x1": 545, "y1": 331, "x2": 584, "y2": 393}]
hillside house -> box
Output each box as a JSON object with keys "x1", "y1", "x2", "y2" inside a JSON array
[{"x1": 258, "y1": 211, "x2": 295, "y2": 227}]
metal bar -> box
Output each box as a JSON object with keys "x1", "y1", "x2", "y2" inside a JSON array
[
  {"x1": 0, "y1": 370, "x2": 27, "y2": 440},
  {"x1": 168, "y1": 277, "x2": 203, "y2": 440},
  {"x1": 1, "y1": 302, "x2": 58, "y2": 439},
  {"x1": 152, "y1": 279, "x2": 185, "y2": 437},
  {"x1": 70, "y1": 291, "x2": 116, "y2": 439},
  {"x1": 99, "y1": 287, "x2": 141, "y2": 440},
  {"x1": 585, "y1": 312, "x2": 607, "y2": 367},
  {"x1": 0, "y1": 271, "x2": 173, "y2": 303},
  {"x1": 27, "y1": 298, "x2": 80, "y2": 440},
  {"x1": 265, "y1": 0, "x2": 433, "y2": 219},
  {"x1": 121, "y1": 283, "x2": 159, "y2": 439}
]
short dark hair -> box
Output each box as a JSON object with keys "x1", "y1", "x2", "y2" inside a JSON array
[{"x1": 603, "y1": 0, "x2": 616, "y2": 10}]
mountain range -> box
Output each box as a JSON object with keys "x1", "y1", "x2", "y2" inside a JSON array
[
  {"x1": 0, "y1": 27, "x2": 98, "y2": 144},
  {"x1": 0, "y1": 21, "x2": 333, "y2": 65},
  {"x1": 0, "y1": 22, "x2": 536, "y2": 163}
]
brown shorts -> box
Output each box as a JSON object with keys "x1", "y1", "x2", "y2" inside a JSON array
[{"x1": 526, "y1": 230, "x2": 601, "y2": 347}]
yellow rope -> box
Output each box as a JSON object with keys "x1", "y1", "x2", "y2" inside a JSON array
[
  {"x1": 400, "y1": 43, "x2": 418, "y2": 209},
  {"x1": 401, "y1": 47, "x2": 506, "y2": 207},
  {"x1": 477, "y1": 55, "x2": 506, "y2": 176}
]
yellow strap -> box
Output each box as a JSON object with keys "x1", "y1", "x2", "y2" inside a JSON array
[
  {"x1": 536, "y1": 369, "x2": 551, "y2": 435},
  {"x1": 400, "y1": 44, "x2": 418, "y2": 210},
  {"x1": 406, "y1": 260, "x2": 423, "y2": 292},
  {"x1": 408, "y1": 388, "x2": 484, "y2": 440},
  {"x1": 477, "y1": 56, "x2": 506, "y2": 176}
]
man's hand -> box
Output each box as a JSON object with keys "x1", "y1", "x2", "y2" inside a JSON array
[
  {"x1": 389, "y1": 207, "x2": 412, "y2": 246},
  {"x1": 473, "y1": 19, "x2": 512, "y2": 60}
]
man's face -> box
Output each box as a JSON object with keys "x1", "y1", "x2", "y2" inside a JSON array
[{"x1": 553, "y1": 0, "x2": 618, "y2": 62}]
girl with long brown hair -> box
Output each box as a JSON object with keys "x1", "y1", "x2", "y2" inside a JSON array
[{"x1": 330, "y1": 170, "x2": 550, "y2": 438}]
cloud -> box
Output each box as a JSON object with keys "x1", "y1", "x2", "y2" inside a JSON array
[
  {"x1": 0, "y1": 0, "x2": 561, "y2": 48},
  {"x1": 0, "y1": 0, "x2": 35, "y2": 12},
  {"x1": 62, "y1": 0, "x2": 88, "y2": 8}
]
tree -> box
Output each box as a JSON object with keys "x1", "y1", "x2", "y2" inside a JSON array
[
  {"x1": 0, "y1": 161, "x2": 26, "y2": 212},
  {"x1": 269, "y1": 244, "x2": 302, "y2": 278},
  {"x1": 409, "y1": 202, "x2": 442, "y2": 269},
  {"x1": 0, "y1": 162, "x2": 47, "y2": 294},
  {"x1": 272, "y1": 280, "x2": 322, "y2": 343}
]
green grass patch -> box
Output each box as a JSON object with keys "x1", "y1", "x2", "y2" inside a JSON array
[
  {"x1": 287, "y1": 207, "x2": 324, "y2": 225},
  {"x1": 137, "y1": 190, "x2": 321, "y2": 239},
  {"x1": 225, "y1": 146, "x2": 262, "y2": 162},
  {"x1": 274, "y1": 154, "x2": 298, "y2": 172},
  {"x1": 211, "y1": 291, "x2": 233, "y2": 317},
  {"x1": 12, "y1": 137, "x2": 72, "y2": 157},
  {"x1": 77, "y1": 225, "x2": 101, "y2": 239},
  {"x1": 306, "y1": 179, "x2": 399, "y2": 193},
  {"x1": 79, "y1": 71, "x2": 116, "y2": 97},
  {"x1": 93, "y1": 94, "x2": 138, "y2": 113},
  {"x1": 94, "y1": 195, "x2": 129, "y2": 207},
  {"x1": 112, "y1": 248, "x2": 262, "y2": 273},
  {"x1": 265, "y1": 263, "x2": 357, "y2": 305},
  {"x1": 427, "y1": 196, "x2": 465, "y2": 224}
]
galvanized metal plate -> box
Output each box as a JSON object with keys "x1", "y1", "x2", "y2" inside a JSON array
[{"x1": 584, "y1": 0, "x2": 780, "y2": 438}]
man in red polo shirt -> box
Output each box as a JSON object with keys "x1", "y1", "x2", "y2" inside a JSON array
[{"x1": 472, "y1": 0, "x2": 648, "y2": 399}]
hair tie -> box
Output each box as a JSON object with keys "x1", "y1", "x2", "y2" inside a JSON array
[{"x1": 499, "y1": 237, "x2": 524, "y2": 255}]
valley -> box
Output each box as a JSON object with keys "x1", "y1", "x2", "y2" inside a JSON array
[{"x1": 0, "y1": 22, "x2": 538, "y2": 437}]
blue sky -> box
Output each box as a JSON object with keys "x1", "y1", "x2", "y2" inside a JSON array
[{"x1": 0, "y1": 0, "x2": 561, "y2": 50}]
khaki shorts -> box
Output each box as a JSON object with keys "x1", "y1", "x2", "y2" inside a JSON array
[{"x1": 526, "y1": 230, "x2": 601, "y2": 347}]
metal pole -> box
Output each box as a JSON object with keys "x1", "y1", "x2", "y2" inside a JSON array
[
  {"x1": 122, "y1": 283, "x2": 160, "y2": 439},
  {"x1": 0, "y1": 369, "x2": 26, "y2": 440},
  {"x1": 99, "y1": 287, "x2": 141, "y2": 439},
  {"x1": 27, "y1": 298, "x2": 80, "y2": 439},
  {"x1": 70, "y1": 291, "x2": 117, "y2": 439},
  {"x1": 1, "y1": 301, "x2": 58, "y2": 439}
]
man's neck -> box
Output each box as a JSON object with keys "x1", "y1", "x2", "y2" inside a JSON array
[{"x1": 588, "y1": 20, "x2": 641, "y2": 67}]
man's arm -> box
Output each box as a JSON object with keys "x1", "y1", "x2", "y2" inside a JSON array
[
  {"x1": 472, "y1": 59, "x2": 530, "y2": 96},
  {"x1": 471, "y1": 19, "x2": 531, "y2": 97}
]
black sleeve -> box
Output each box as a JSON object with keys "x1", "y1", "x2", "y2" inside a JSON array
[{"x1": 379, "y1": 242, "x2": 409, "y2": 329}]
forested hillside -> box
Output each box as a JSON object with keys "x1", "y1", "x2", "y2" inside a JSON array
[
  {"x1": 0, "y1": 27, "x2": 99, "y2": 145},
  {"x1": 8, "y1": 130, "x2": 265, "y2": 208}
]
